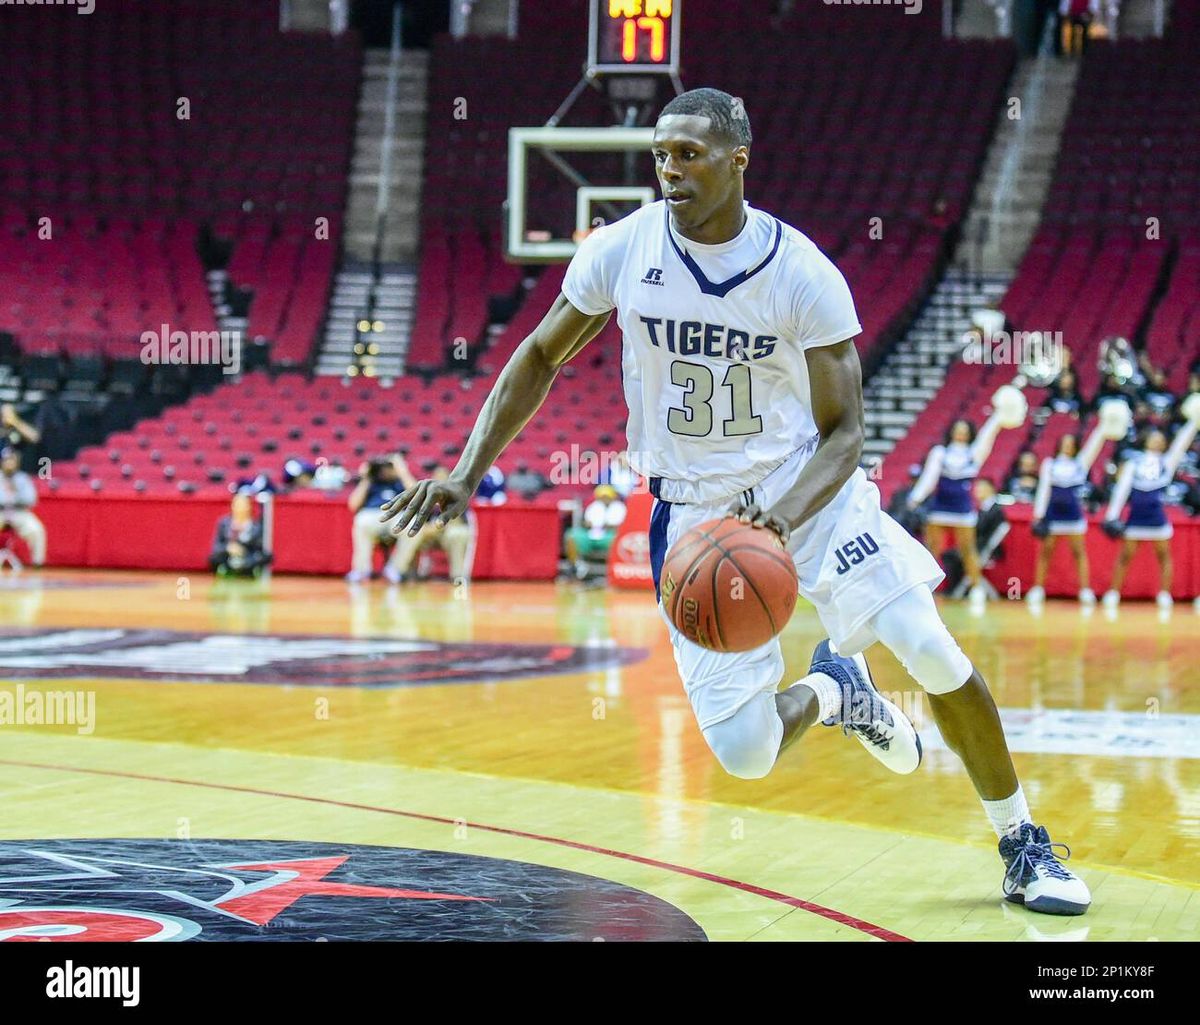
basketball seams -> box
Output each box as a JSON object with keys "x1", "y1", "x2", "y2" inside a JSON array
[
  {"x1": 707, "y1": 552, "x2": 726, "y2": 650},
  {"x1": 720, "y1": 551, "x2": 778, "y2": 638},
  {"x1": 663, "y1": 517, "x2": 797, "y2": 652}
]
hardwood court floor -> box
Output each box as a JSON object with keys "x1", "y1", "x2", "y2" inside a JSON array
[{"x1": 0, "y1": 569, "x2": 1197, "y2": 941}]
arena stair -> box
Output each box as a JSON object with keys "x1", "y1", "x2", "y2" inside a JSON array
[
  {"x1": 862, "y1": 270, "x2": 1011, "y2": 465},
  {"x1": 314, "y1": 265, "x2": 417, "y2": 377}
]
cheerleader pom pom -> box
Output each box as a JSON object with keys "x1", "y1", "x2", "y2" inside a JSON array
[
  {"x1": 1098, "y1": 398, "x2": 1133, "y2": 440},
  {"x1": 991, "y1": 384, "x2": 1028, "y2": 429},
  {"x1": 1182, "y1": 392, "x2": 1200, "y2": 426}
]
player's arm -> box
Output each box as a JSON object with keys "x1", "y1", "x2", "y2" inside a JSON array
[
  {"x1": 1105, "y1": 461, "x2": 1134, "y2": 522},
  {"x1": 1164, "y1": 418, "x2": 1199, "y2": 475},
  {"x1": 906, "y1": 446, "x2": 944, "y2": 508},
  {"x1": 969, "y1": 411, "x2": 1005, "y2": 466},
  {"x1": 737, "y1": 338, "x2": 864, "y2": 539},
  {"x1": 1077, "y1": 422, "x2": 1108, "y2": 473},
  {"x1": 1032, "y1": 458, "x2": 1052, "y2": 522},
  {"x1": 381, "y1": 296, "x2": 611, "y2": 535}
]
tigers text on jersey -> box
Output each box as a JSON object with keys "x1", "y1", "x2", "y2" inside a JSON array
[{"x1": 562, "y1": 201, "x2": 862, "y2": 504}]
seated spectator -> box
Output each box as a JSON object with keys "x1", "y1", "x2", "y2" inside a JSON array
[
  {"x1": 1006, "y1": 450, "x2": 1040, "y2": 503},
  {"x1": 508, "y1": 461, "x2": 549, "y2": 501},
  {"x1": 232, "y1": 472, "x2": 276, "y2": 496},
  {"x1": 565, "y1": 484, "x2": 627, "y2": 578},
  {"x1": 391, "y1": 465, "x2": 474, "y2": 586},
  {"x1": 475, "y1": 465, "x2": 507, "y2": 505},
  {"x1": 208, "y1": 493, "x2": 271, "y2": 577},
  {"x1": 312, "y1": 458, "x2": 348, "y2": 491},
  {"x1": 1045, "y1": 369, "x2": 1085, "y2": 415},
  {"x1": 347, "y1": 453, "x2": 416, "y2": 584},
  {"x1": 282, "y1": 459, "x2": 317, "y2": 491},
  {"x1": 973, "y1": 477, "x2": 1009, "y2": 561},
  {"x1": 0, "y1": 445, "x2": 45, "y2": 567}
]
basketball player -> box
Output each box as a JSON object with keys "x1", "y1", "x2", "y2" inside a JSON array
[
  {"x1": 381, "y1": 89, "x2": 1089, "y2": 915},
  {"x1": 1102, "y1": 418, "x2": 1199, "y2": 609},
  {"x1": 1027, "y1": 422, "x2": 1109, "y2": 606},
  {"x1": 906, "y1": 416, "x2": 1013, "y2": 604}
]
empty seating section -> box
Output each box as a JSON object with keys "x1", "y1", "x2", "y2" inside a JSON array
[
  {"x1": 881, "y1": 7, "x2": 1199, "y2": 503},
  {"x1": 55, "y1": 370, "x2": 577, "y2": 498},
  {"x1": 1145, "y1": 235, "x2": 1200, "y2": 393},
  {"x1": 0, "y1": 216, "x2": 214, "y2": 357},
  {"x1": 0, "y1": 0, "x2": 360, "y2": 366},
  {"x1": 412, "y1": 2, "x2": 1014, "y2": 371}
]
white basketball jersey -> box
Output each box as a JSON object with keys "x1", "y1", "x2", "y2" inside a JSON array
[{"x1": 562, "y1": 201, "x2": 862, "y2": 503}]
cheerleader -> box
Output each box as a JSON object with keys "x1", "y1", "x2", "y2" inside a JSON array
[
  {"x1": 907, "y1": 387, "x2": 1025, "y2": 603},
  {"x1": 1026, "y1": 419, "x2": 1112, "y2": 606},
  {"x1": 1102, "y1": 396, "x2": 1200, "y2": 609}
]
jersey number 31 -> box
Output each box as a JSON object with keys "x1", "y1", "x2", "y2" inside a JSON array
[{"x1": 667, "y1": 361, "x2": 763, "y2": 438}]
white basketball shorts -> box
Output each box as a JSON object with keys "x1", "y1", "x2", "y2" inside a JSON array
[{"x1": 650, "y1": 452, "x2": 945, "y2": 731}]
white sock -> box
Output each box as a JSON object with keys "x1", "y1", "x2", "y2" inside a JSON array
[
  {"x1": 983, "y1": 786, "x2": 1032, "y2": 839},
  {"x1": 791, "y1": 671, "x2": 842, "y2": 723}
]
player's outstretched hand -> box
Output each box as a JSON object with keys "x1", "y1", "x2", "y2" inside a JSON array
[
  {"x1": 380, "y1": 477, "x2": 471, "y2": 536},
  {"x1": 728, "y1": 501, "x2": 791, "y2": 545}
]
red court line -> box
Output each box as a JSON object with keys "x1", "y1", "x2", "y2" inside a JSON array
[{"x1": 0, "y1": 758, "x2": 912, "y2": 942}]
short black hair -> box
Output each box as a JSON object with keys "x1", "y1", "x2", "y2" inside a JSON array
[
  {"x1": 944, "y1": 419, "x2": 977, "y2": 446},
  {"x1": 659, "y1": 88, "x2": 751, "y2": 149}
]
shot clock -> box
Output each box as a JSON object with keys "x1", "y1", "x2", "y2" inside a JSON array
[{"x1": 588, "y1": 0, "x2": 681, "y2": 75}]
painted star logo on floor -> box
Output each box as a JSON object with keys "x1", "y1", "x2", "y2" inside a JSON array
[
  {"x1": 0, "y1": 840, "x2": 704, "y2": 941},
  {"x1": 0, "y1": 628, "x2": 645, "y2": 687}
]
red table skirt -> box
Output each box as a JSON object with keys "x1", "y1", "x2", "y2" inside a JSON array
[
  {"x1": 32, "y1": 493, "x2": 562, "y2": 579},
  {"x1": 983, "y1": 505, "x2": 1200, "y2": 599}
]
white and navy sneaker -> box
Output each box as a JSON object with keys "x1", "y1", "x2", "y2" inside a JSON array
[
  {"x1": 809, "y1": 639, "x2": 922, "y2": 775},
  {"x1": 999, "y1": 823, "x2": 1091, "y2": 916}
]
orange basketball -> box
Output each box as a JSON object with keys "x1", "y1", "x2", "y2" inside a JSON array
[{"x1": 660, "y1": 517, "x2": 799, "y2": 653}]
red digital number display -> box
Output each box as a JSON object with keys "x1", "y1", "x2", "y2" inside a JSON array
[{"x1": 590, "y1": 0, "x2": 680, "y2": 74}]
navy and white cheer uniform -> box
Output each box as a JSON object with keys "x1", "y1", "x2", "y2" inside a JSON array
[
  {"x1": 907, "y1": 417, "x2": 1004, "y2": 529},
  {"x1": 1106, "y1": 421, "x2": 1199, "y2": 541},
  {"x1": 1033, "y1": 427, "x2": 1106, "y2": 536}
]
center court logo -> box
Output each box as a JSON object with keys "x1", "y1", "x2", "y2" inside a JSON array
[
  {"x1": 0, "y1": 840, "x2": 706, "y2": 941},
  {"x1": 0, "y1": 628, "x2": 644, "y2": 686}
]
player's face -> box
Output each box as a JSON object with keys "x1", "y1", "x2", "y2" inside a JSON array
[{"x1": 652, "y1": 115, "x2": 747, "y2": 234}]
